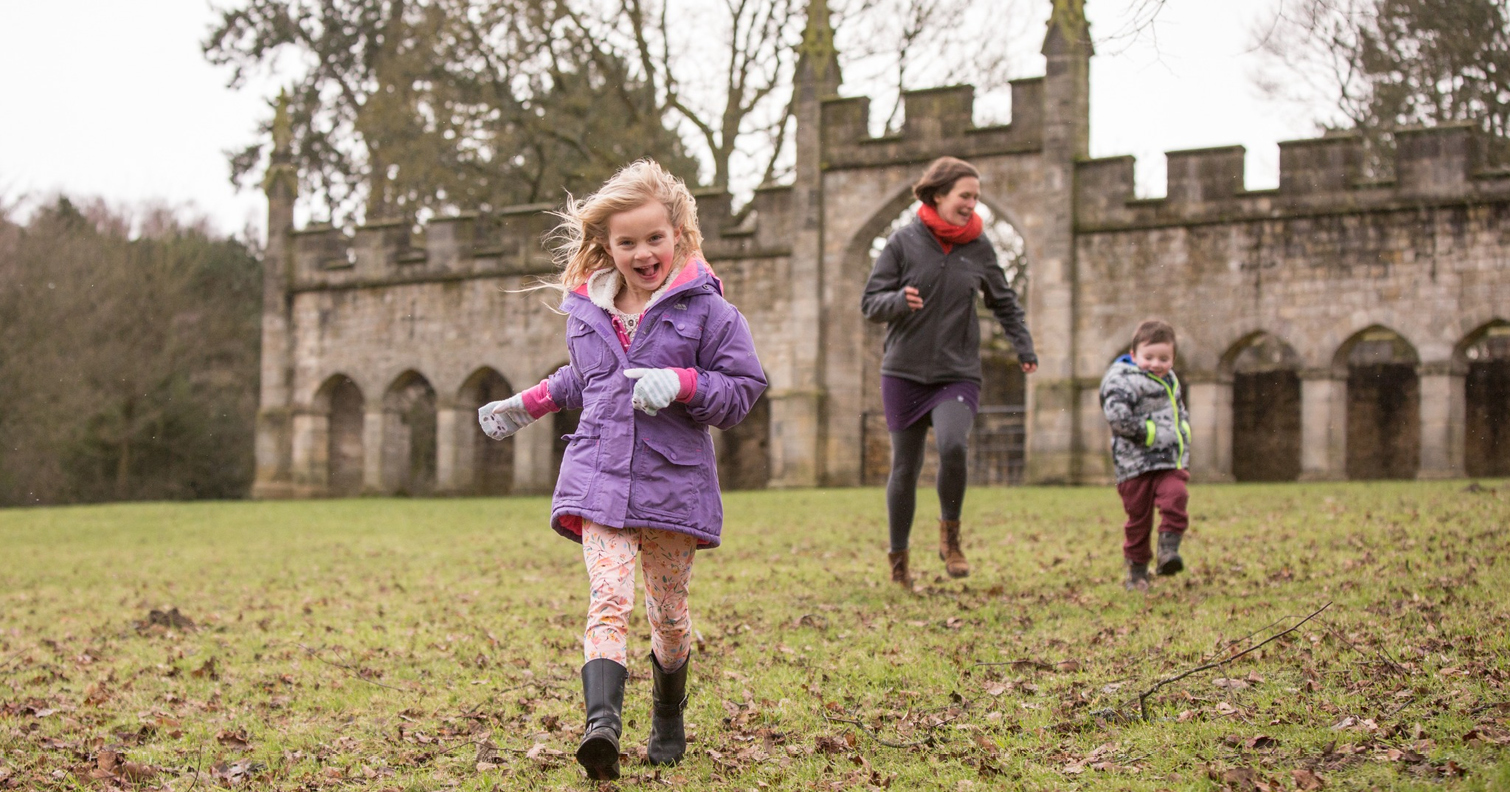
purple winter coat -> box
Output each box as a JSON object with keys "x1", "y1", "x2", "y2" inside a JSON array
[{"x1": 543, "y1": 258, "x2": 766, "y2": 549}]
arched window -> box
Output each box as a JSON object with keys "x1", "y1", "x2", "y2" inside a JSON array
[
  {"x1": 1226, "y1": 334, "x2": 1302, "y2": 482},
  {"x1": 1340, "y1": 328, "x2": 1420, "y2": 480},
  {"x1": 459, "y1": 368, "x2": 514, "y2": 495},
  {"x1": 861, "y1": 202, "x2": 1030, "y2": 486},
  {"x1": 317, "y1": 374, "x2": 365, "y2": 496},
  {"x1": 1463, "y1": 323, "x2": 1510, "y2": 477},
  {"x1": 384, "y1": 372, "x2": 438, "y2": 495}
]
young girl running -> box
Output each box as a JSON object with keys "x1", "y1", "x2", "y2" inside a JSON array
[{"x1": 478, "y1": 160, "x2": 766, "y2": 780}]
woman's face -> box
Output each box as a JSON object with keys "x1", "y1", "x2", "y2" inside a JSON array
[{"x1": 933, "y1": 176, "x2": 980, "y2": 226}]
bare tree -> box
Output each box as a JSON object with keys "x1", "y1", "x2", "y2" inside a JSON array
[
  {"x1": 1255, "y1": 0, "x2": 1510, "y2": 167},
  {"x1": 208, "y1": 0, "x2": 1051, "y2": 217}
]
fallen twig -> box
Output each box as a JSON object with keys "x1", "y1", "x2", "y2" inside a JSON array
[
  {"x1": 1317, "y1": 617, "x2": 1410, "y2": 678},
  {"x1": 973, "y1": 658, "x2": 1054, "y2": 670},
  {"x1": 290, "y1": 642, "x2": 417, "y2": 693},
  {"x1": 414, "y1": 737, "x2": 489, "y2": 764},
  {"x1": 185, "y1": 745, "x2": 204, "y2": 792},
  {"x1": 1134, "y1": 602, "x2": 1332, "y2": 722},
  {"x1": 821, "y1": 713, "x2": 939, "y2": 749},
  {"x1": 493, "y1": 676, "x2": 571, "y2": 695},
  {"x1": 1382, "y1": 695, "x2": 1417, "y2": 720}
]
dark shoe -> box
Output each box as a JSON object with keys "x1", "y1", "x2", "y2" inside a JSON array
[
  {"x1": 1156, "y1": 532, "x2": 1184, "y2": 576},
  {"x1": 938, "y1": 520, "x2": 969, "y2": 578},
  {"x1": 647, "y1": 652, "x2": 689, "y2": 766},
  {"x1": 888, "y1": 549, "x2": 912, "y2": 588},
  {"x1": 576, "y1": 658, "x2": 626, "y2": 780},
  {"x1": 1125, "y1": 561, "x2": 1150, "y2": 592}
]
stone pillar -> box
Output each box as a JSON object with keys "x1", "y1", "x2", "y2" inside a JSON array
[
  {"x1": 381, "y1": 410, "x2": 411, "y2": 494},
  {"x1": 1185, "y1": 376, "x2": 1233, "y2": 482},
  {"x1": 289, "y1": 410, "x2": 330, "y2": 496},
  {"x1": 1299, "y1": 369, "x2": 1346, "y2": 480},
  {"x1": 252, "y1": 93, "x2": 298, "y2": 498},
  {"x1": 770, "y1": 390, "x2": 824, "y2": 487},
  {"x1": 1027, "y1": 0, "x2": 1091, "y2": 483},
  {"x1": 1417, "y1": 363, "x2": 1466, "y2": 479},
  {"x1": 1075, "y1": 384, "x2": 1114, "y2": 484},
  {"x1": 774, "y1": 0, "x2": 842, "y2": 488},
  {"x1": 435, "y1": 404, "x2": 467, "y2": 494},
  {"x1": 363, "y1": 405, "x2": 387, "y2": 493},
  {"x1": 513, "y1": 420, "x2": 557, "y2": 494}
]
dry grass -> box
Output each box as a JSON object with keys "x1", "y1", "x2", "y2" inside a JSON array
[{"x1": 1, "y1": 480, "x2": 1508, "y2": 790}]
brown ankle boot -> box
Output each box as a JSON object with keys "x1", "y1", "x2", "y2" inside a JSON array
[
  {"x1": 938, "y1": 520, "x2": 969, "y2": 578},
  {"x1": 888, "y1": 549, "x2": 912, "y2": 588}
]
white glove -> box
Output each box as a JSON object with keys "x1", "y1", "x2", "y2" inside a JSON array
[
  {"x1": 624, "y1": 368, "x2": 682, "y2": 416},
  {"x1": 478, "y1": 394, "x2": 536, "y2": 439}
]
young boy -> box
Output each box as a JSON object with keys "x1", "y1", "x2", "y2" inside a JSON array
[{"x1": 1099, "y1": 319, "x2": 1191, "y2": 591}]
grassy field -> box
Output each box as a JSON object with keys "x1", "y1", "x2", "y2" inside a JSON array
[{"x1": 1, "y1": 480, "x2": 1508, "y2": 791}]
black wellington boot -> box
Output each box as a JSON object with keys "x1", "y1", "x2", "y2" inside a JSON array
[
  {"x1": 1156, "y1": 531, "x2": 1185, "y2": 576},
  {"x1": 647, "y1": 652, "x2": 689, "y2": 766},
  {"x1": 576, "y1": 658, "x2": 627, "y2": 780}
]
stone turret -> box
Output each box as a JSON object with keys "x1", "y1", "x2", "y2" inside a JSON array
[
  {"x1": 771, "y1": 0, "x2": 842, "y2": 487},
  {"x1": 252, "y1": 92, "x2": 298, "y2": 498},
  {"x1": 1028, "y1": 0, "x2": 1092, "y2": 483}
]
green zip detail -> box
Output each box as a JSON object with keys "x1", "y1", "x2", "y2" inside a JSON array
[{"x1": 1142, "y1": 371, "x2": 1184, "y2": 469}]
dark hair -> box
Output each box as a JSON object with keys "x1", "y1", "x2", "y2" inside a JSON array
[
  {"x1": 1130, "y1": 319, "x2": 1177, "y2": 352},
  {"x1": 912, "y1": 156, "x2": 980, "y2": 207}
]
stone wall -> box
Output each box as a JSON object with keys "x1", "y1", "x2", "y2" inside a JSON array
[
  {"x1": 1073, "y1": 127, "x2": 1510, "y2": 482},
  {"x1": 252, "y1": 1, "x2": 1509, "y2": 498}
]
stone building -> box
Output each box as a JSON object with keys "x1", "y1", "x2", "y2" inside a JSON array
[{"x1": 251, "y1": 0, "x2": 1510, "y2": 499}]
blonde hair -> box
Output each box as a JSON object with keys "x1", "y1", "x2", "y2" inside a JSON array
[{"x1": 547, "y1": 159, "x2": 704, "y2": 291}]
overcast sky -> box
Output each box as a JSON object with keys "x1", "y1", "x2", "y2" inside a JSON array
[{"x1": 0, "y1": 0, "x2": 1328, "y2": 240}]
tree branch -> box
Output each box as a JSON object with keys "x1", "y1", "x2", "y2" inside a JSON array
[{"x1": 1135, "y1": 601, "x2": 1332, "y2": 722}]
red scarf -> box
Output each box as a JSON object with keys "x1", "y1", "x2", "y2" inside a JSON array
[{"x1": 918, "y1": 203, "x2": 983, "y2": 254}]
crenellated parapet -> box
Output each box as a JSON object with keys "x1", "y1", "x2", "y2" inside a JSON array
[
  {"x1": 288, "y1": 203, "x2": 558, "y2": 292},
  {"x1": 695, "y1": 184, "x2": 796, "y2": 260},
  {"x1": 287, "y1": 188, "x2": 795, "y2": 292},
  {"x1": 1076, "y1": 123, "x2": 1510, "y2": 231},
  {"x1": 820, "y1": 79, "x2": 1044, "y2": 170}
]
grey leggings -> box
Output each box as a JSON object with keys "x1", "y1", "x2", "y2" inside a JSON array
[{"x1": 887, "y1": 399, "x2": 974, "y2": 552}]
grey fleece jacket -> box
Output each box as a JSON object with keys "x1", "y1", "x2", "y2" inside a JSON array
[
  {"x1": 860, "y1": 218, "x2": 1036, "y2": 384},
  {"x1": 1098, "y1": 355, "x2": 1191, "y2": 483}
]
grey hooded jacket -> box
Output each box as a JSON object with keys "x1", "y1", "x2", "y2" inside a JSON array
[
  {"x1": 1099, "y1": 355, "x2": 1191, "y2": 483},
  {"x1": 861, "y1": 218, "x2": 1035, "y2": 383}
]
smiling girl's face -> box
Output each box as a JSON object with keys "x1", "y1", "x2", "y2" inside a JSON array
[{"x1": 607, "y1": 200, "x2": 680, "y2": 305}]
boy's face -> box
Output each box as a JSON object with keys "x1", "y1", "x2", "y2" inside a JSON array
[{"x1": 1131, "y1": 341, "x2": 1174, "y2": 378}]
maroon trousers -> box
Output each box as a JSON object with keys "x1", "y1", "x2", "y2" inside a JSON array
[{"x1": 1116, "y1": 468, "x2": 1190, "y2": 564}]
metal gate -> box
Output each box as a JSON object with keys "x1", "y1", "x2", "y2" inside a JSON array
[{"x1": 859, "y1": 405, "x2": 1025, "y2": 486}]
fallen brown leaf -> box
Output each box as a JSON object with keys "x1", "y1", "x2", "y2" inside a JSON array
[{"x1": 1292, "y1": 768, "x2": 1325, "y2": 790}]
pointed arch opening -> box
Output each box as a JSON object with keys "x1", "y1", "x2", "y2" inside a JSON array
[
  {"x1": 1223, "y1": 332, "x2": 1302, "y2": 482},
  {"x1": 1337, "y1": 327, "x2": 1420, "y2": 479},
  {"x1": 546, "y1": 361, "x2": 579, "y2": 484},
  {"x1": 315, "y1": 374, "x2": 365, "y2": 496},
  {"x1": 858, "y1": 199, "x2": 1030, "y2": 486},
  {"x1": 383, "y1": 371, "x2": 438, "y2": 495},
  {"x1": 459, "y1": 368, "x2": 515, "y2": 495},
  {"x1": 1460, "y1": 320, "x2": 1510, "y2": 477},
  {"x1": 714, "y1": 384, "x2": 770, "y2": 490}
]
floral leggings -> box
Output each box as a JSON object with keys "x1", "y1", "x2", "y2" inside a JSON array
[{"x1": 582, "y1": 521, "x2": 696, "y2": 671}]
